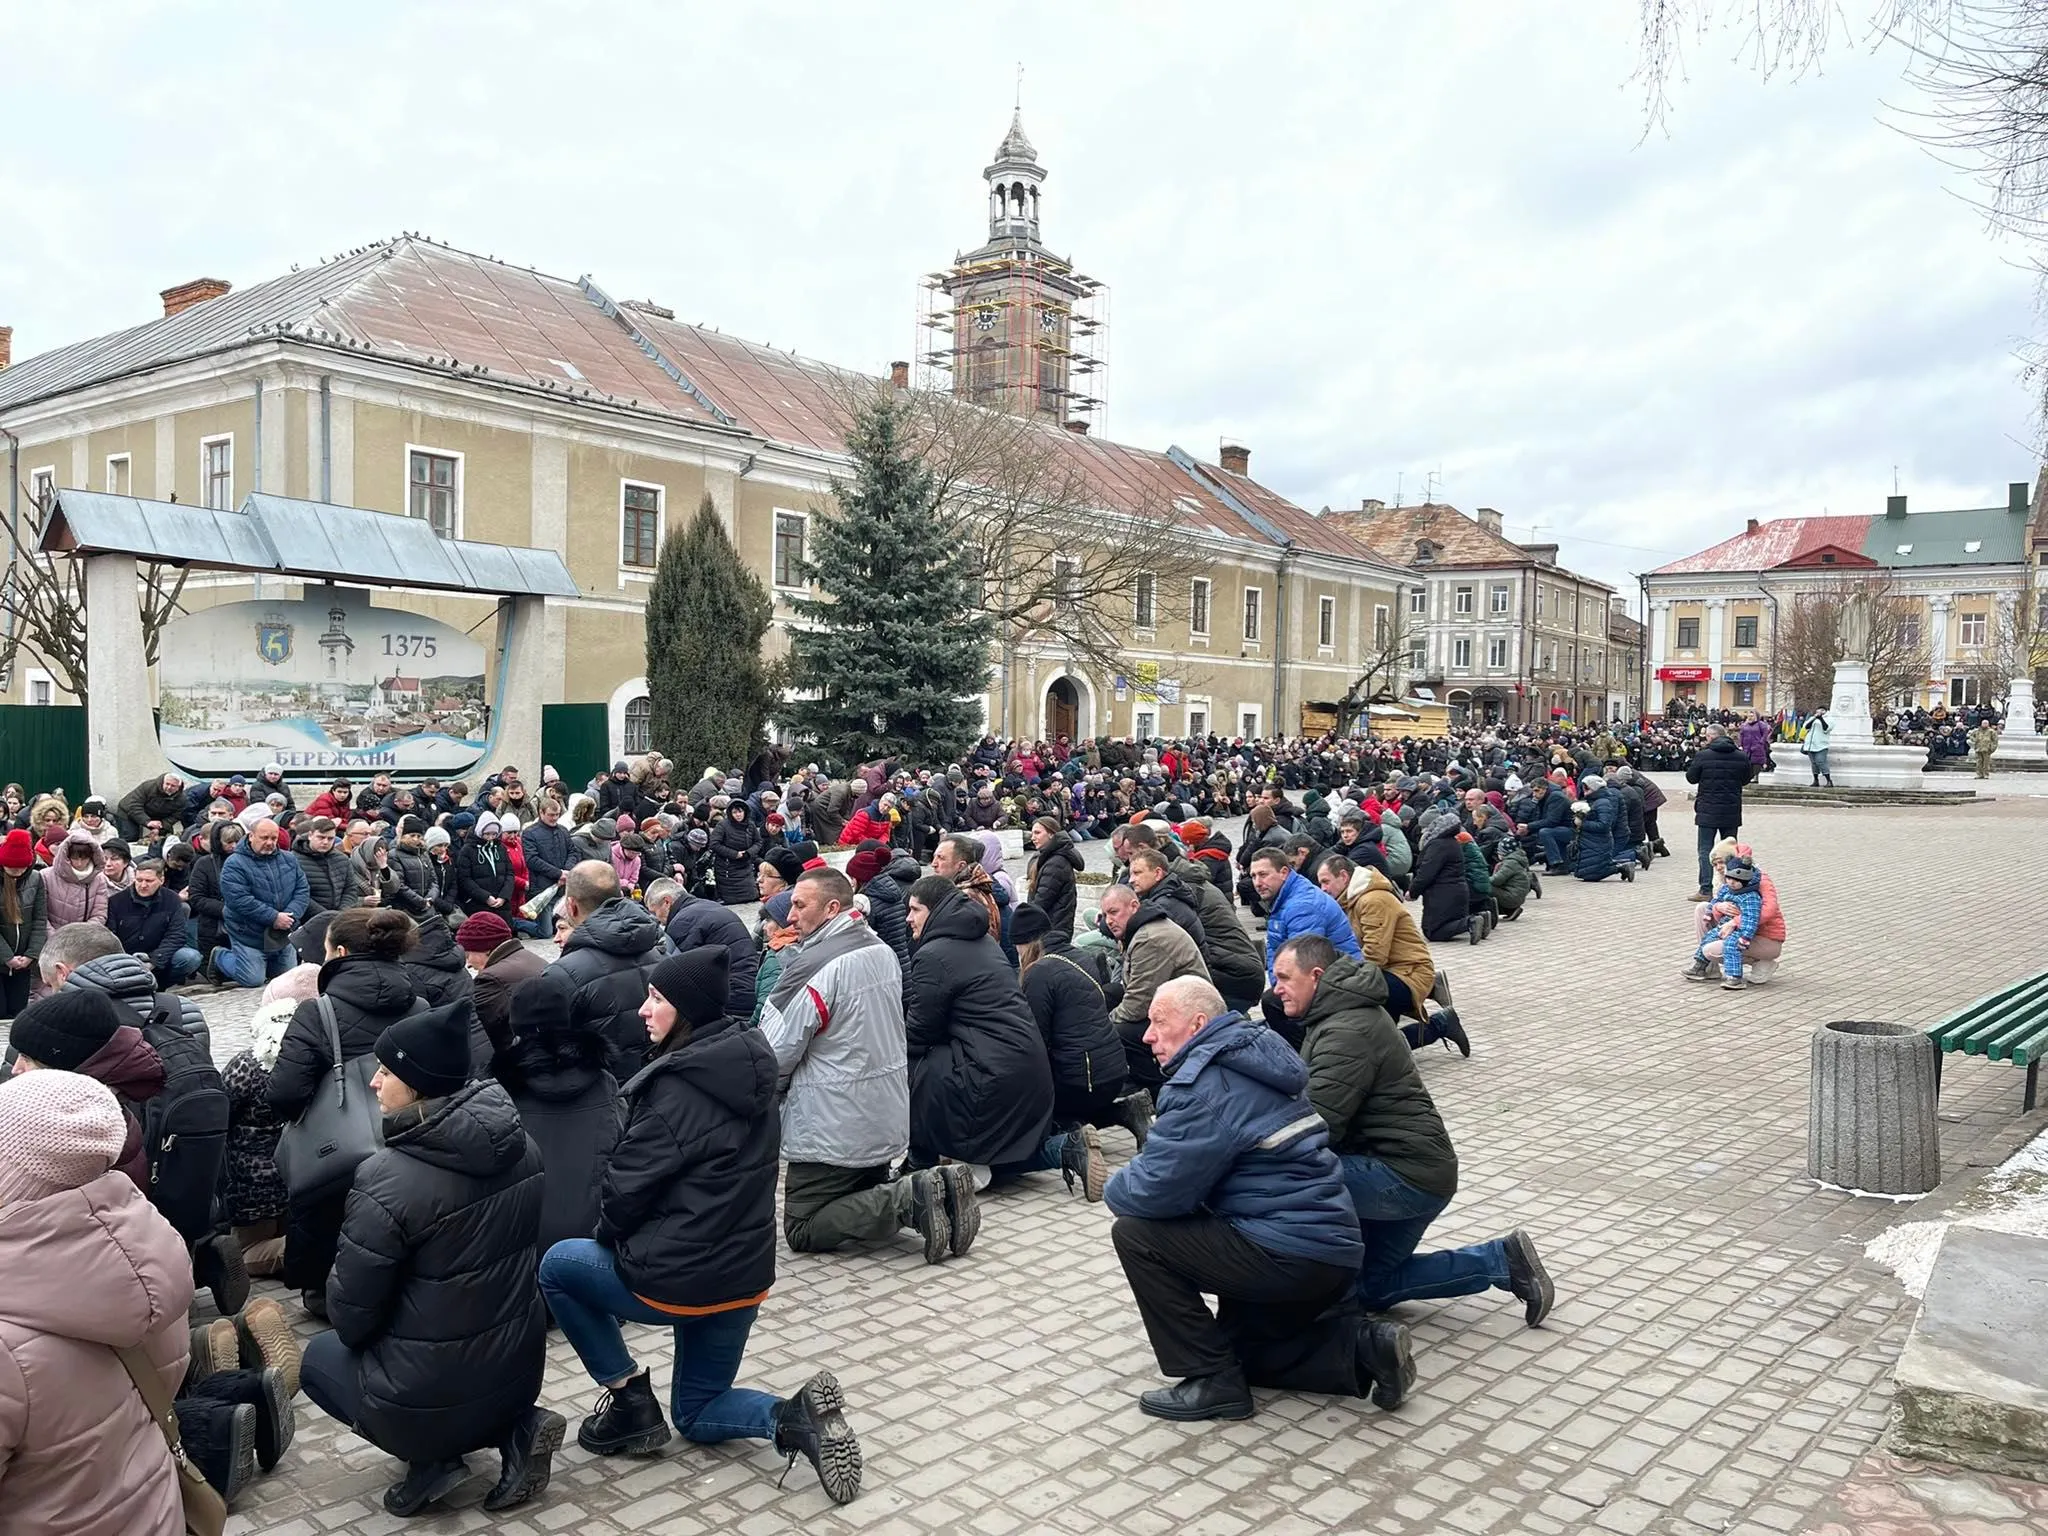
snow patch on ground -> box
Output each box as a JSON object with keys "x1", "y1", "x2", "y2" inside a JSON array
[{"x1": 1865, "y1": 1126, "x2": 2048, "y2": 1298}]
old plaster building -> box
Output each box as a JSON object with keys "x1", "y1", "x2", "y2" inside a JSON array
[
  {"x1": 1642, "y1": 486, "x2": 2039, "y2": 713},
  {"x1": 0, "y1": 114, "x2": 1410, "y2": 769},
  {"x1": 1319, "y1": 500, "x2": 1625, "y2": 725}
]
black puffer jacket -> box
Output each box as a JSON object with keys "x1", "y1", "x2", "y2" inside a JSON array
[
  {"x1": 905, "y1": 887, "x2": 1054, "y2": 1167},
  {"x1": 1410, "y1": 824, "x2": 1471, "y2": 944},
  {"x1": 862, "y1": 849, "x2": 922, "y2": 968},
  {"x1": 187, "y1": 823, "x2": 236, "y2": 954},
  {"x1": 492, "y1": 977, "x2": 620, "y2": 1255},
  {"x1": 709, "y1": 814, "x2": 760, "y2": 905},
  {"x1": 266, "y1": 956, "x2": 421, "y2": 1121},
  {"x1": 598, "y1": 1013, "x2": 779, "y2": 1309},
  {"x1": 663, "y1": 894, "x2": 760, "y2": 1016},
  {"x1": 1019, "y1": 950, "x2": 1126, "y2": 1122},
  {"x1": 294, "y1": 837, "x2": 363, "y2": 918},
  {"x1": 387, "y1": 844, "x2": 455, "y2": 920},
  {"x1": 401, "y1": 917, "x2": 475, "y2": 1013},
  {"x1": 454, "y1": 838, "x2": 516, "y2": 913},
  {"x1": 1027, "y1": 834, "x2": 1085, "y2": 939},
  {"x1": 1142, "y1": 873, "x2": 1208, "y2": 951},
  {"x1": 552, "y1": 898, "x2": 663, "y2": 1077},
  {"x1": 1686, "y1": 735, "x2": 1754, "y2": 829},
  {"x1": 328, "y1": 1078, "x2": 546, "y2": 1463}
]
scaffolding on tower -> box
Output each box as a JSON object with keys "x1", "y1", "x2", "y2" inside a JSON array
[{"x1": 917, "y1": 247, "x2": 1108, "y2": 435}]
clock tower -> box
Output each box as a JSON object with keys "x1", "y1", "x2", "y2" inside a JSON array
[{"x1": 921, "y1": 110, "x2": 1106, "y2": 428}]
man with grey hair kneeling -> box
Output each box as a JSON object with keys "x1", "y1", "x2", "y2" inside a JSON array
[{"x1": 1104, "y1": 976, "x2": 1415, "y2": 1421}]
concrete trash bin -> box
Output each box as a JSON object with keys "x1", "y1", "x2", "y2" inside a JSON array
[{"x1": 1808, "y1": 1020, "x2": 1940, "y2": 1195}]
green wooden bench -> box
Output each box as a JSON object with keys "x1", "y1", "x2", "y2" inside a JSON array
[{"x1": 1928, "y1": 969, "x2": 2048, "y2": 1112}]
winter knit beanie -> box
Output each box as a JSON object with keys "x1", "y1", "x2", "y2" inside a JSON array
[
  {"x1": 845, "y1": 842, "x2": 890, "y2": 887},
  {"x1": 648, "y1": 947, "x2": 730, "y2": 1029},
  {"x1": 1010, "y1": 902, "x2": 1051, "y2": 947},
  {"x1": 423, "y1": 827, "x2": 452, "y2": 850},
  {"x1": 375, "y1": 1001, "x2": 474, "y2": 1101},
  {"x1": 455, "y1": 912, "x2": 515, "y2": 952},
  {"x1": 8, "y1": 989, "x2": 127, "y2": 1073},
  {"x1": 0, "y1": 1069, "x2": 127, "y2": 1206},
  {"x1": 763, "y1": 847, "x2": 805, "y2": 886}
]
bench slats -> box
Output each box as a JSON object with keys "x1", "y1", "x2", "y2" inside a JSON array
[{"x1": 1929, "y1": 970, "x2": 2048, "y2": 1057}]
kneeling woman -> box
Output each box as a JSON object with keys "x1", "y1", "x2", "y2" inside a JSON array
[
  {"x1": 302, "y1": 1001, "x2": 561, "y2": 1518},
  {"x1": 539, "y1": 947, "x2": 861, "y2": 1505}
]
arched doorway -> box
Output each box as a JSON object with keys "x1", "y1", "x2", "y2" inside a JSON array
[{"x1": 1045, "y1": 676, "x2": 1080, "y2": 741}]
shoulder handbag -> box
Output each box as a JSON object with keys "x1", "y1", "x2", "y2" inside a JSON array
[
  {"x1": 113, "y1": 1342, "x2": 227, "y2": 1536},
  {"x1": 274, "y1": 995, "x2": 383, "y2": 1202}
]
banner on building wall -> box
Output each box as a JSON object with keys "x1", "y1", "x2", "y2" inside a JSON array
[
  {"x1": 1656, "y1": 666, "x2": 1713, "y2": 682},
  {"x1": 1114, "y1": 665, "x2": 1183, "y2": 705},
  {"x1": 157, "y1": 590, "x2": 488, "y2": 776}
]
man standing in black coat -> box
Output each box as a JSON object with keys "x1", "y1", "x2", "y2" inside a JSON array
[
  {"x1": 1684, "y1": 726, "x2": 1755, "y2": 899},
  {"x1": 550, "y1": 862, "x2": 663, "y2": 1076}
]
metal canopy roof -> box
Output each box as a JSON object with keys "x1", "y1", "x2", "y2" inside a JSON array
[{"x1": 39, "y1": 489, "x2": 577, "y2": 598}]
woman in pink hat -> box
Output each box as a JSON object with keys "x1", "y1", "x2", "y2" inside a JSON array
[
  {"x1": 0, "y1": 1069, "x2": 193, "y2": 1535},
  {"x1": 0, "y1": 829, "x2": 46, "y2": 1021}
]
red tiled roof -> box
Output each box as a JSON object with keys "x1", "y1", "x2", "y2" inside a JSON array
[{"x1": 1650, "y1": 516, "x2": 1875, "y2": 575}]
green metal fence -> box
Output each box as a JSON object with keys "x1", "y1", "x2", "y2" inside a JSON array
[
  {"x1": 541, "y1": 703, "x2": 609, "y2": 795},
  {"x1": 0, "y1": 706, "x2": 89, "y2": 802}
]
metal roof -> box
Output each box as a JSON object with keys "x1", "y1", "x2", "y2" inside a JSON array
[
  {"x1": 39, "y1": 489, "x2": 577, "y2": 598},
  {"x1": 1652, "y1": 507, "x2": 2031, "y2": 576}
]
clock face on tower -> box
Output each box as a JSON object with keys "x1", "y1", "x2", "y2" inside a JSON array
[
  {"x1": 1039, "y1": 306, "x2": 1058, "y2": 333},
  {"x1": 974, "y1": 306, "x2": 998, "y2": 333}
]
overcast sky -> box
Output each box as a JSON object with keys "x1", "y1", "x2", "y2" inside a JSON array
[{"x1": 0, "y1": 3, "x2": 2035, "y2": 599}]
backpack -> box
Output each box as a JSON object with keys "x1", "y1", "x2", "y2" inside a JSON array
[{"x1": 140, "y1": 994, "x2": 230, "y2": 1242}]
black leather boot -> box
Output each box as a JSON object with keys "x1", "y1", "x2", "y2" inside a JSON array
[
  {"x1": 485, "y1": 1406, "x2": 567, "y2": 1512},
  {"x1": 1356, "y1": 1318, "x2": 1416, "y2": 1410},
  {"x1": 773, "y1": 1370, "x2": 862, "y2": 1505},
  {"x1": 383, "y1": 1458, "x2": 469, "y2": 1516},
  {"x1": 577, "y1": 1370, "x2": 671, "y2": 1457}
]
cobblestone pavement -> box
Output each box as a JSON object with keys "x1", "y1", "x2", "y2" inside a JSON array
[{"x1": 127, "y1": 791, "x2": 2048, "y2": 1532}]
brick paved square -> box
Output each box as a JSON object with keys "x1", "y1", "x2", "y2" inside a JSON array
[{"x1": 168, "y1": 790, "x2": 2048, "y2": 1533}]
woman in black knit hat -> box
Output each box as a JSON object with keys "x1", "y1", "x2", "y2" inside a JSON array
[{"x1": 299, "y1": 1001, "x2": 559, "y2": 1518}]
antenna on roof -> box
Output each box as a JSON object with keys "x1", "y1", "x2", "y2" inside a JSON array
[
  {"x1": 1395, "y1": 472, "x2": 1404, "y2": 509},
  {"x1": 1426, "y1": 466, "x2": 1442, "y2": 505},
  {"x1": 1016, "y1": 61, "x2": 1024, "y2": 112}
]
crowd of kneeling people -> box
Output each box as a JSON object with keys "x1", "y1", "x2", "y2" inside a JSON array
[{"x1": 3, "y1": 760, "x2": 1784, "y2": 1530}]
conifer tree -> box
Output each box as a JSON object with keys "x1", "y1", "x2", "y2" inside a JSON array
[
  {"x1": 786, "y1": 394, "x2": 995, "y2": 761},
  {"x1": 644, "y1": 495, "x2": 778, "y2": 775}
]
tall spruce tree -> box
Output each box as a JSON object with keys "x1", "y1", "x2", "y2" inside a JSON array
[
  {"x1": 787, "y1": 394, "x2": 995, "y2": 762},
  {"x1": 644, "y1": 495, "x2": 778, "y2": 775}
]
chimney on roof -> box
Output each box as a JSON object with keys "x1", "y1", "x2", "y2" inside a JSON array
[
  {"x1": 0, "y1": 326, "x2": 10, "y2": 371},
  {"x1": 1359, "y1": 498, "x2": 1386, "y2": 514},
  {"x1": 889, "y1": 360, "x2": 909, "y2": 391},
  {"x1": 1746, "y1": 517, "x2": 1759, "y2": 535},
  {"x1": 1219, "y1": 443, "x2": 1249, "y2": 475},
  {"x1": 2011, "y1": 481, "x2": 2030, "y2": 515},
  {"x1": 1885, "y1": 493, "x2": 1907, "y2": 519},
  {"x1": 1475, "y1": 507, "x2": 1502, "y2": 537},
  {"x1": 1062, "y1": 420, "x2": 1089, "y2": 435},
  {"x1": 620, "y1": 299, "x2": 675, "y2": 320},
  {"x1": 160, "y1": 278, "x2": 231, "y2": 319}
]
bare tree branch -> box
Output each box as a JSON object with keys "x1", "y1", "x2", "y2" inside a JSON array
[
  {"x1": 1335, "y1": 605, "x2": 1414, "y2": 732},
  {"x1": 1765, "y1": 571, "x2": 1933, "y2": 710}
]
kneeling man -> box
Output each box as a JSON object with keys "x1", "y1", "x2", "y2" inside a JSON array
[{"x1": 1105, "y1": 976, "x2": 1415, "y2": 1421}]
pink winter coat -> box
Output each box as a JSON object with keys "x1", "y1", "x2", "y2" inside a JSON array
[
  {"x1": 0, "y1": 1170, "x2": 192, "y2": 1536},
  {"x1": 42, "y1": 829, "x2": 109, "y2": 932}
]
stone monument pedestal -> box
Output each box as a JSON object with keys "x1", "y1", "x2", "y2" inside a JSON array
[
  {"x1": 1996, "y1": 677, "x2": 2047, "y2": 766},
  {"x1": 1769, "y1": 659, "x2": 1927, "y2": 788}
]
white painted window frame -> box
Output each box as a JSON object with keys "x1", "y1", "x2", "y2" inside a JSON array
[
  {"x1": 1317, "y1": 593, "x2": 1335, "y2": 652},
  {"x1": 104, "y1": 453, "x2": 131, "y2": 496},
  {"x1": 27, "y1": 466, "x2": 55, "y2": 528},
  {"x1": 1242, "y1": 585, "x2": 1263, "y2": 645},
  {"x1": 772, "y1": 507, "x2": 811, "y2": 592},
  {"x1": 1189, "y1": 576, "x2": 1212, "y2": 640},
  {"x1": 618, "y1": 478, "x2": 665, "y2": 578},
  {"x1": 199, "y1": 434, "x2": 235, "y2": 511},
  {"x1": 1237, "y1": 703, "x2": 1263, "y2": 739}
]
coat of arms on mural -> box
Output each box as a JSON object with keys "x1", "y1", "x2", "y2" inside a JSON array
[{"x1": 256, "y1": 622, "x2": 294, "y2": 666}]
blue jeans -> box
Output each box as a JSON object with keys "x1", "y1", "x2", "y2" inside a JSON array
[
  {"x1": 538, "y1": 1239, "x2": 778, "y2": 1441},
  {"x1": 990, "y1": 1131, "x2": 1077, "y2": 1185},
  {"x1": 1696, "y1": 823, "x2": 1737, "y2": 892},
  {"x1": 1340, "y1": 1153, "x2": 1507, "y2": 1309},
  {"x1": 156, "y1": 947, "x2": 202, "y2": 986},
  {"x1": 1538, "y1": 826, "x2": 1573, "y2": 869},
  {"x1": 210, "y1": 936, "x2": 295, "y2": 987}
]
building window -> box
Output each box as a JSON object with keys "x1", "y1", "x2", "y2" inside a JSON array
[
  {"x1": 1734, "y1": 615, "x2": 1759, "y2": 649},
  {"x1": 1453, "y1": 637, "x2": 1472, "y2": 669},
  {"x1": 623, "y1": 696, "x2": 653, "y2": 754},
  {"x1": 1676, "y1": 616, "x2": 1700, "y2": 650},
  {"x1": 1317, "y1": 595, "x2": 1335, "y2": 649},
  {"x1": 1535, "y1": 586, "x2": 1545, "y2": 618},
  {"x1": 1190, "y1": 577, "x2": 1211, "y2": 636},
  {"x1": 1188, "y1": 707, "x2": 1207, "y2": 737},
  {"x1": 1487, "y1": 637, "x2": 1508, "y2": 668},
  {"x1": 1243, "y1": 586, "x2": 1262, "y2": 644},
  {"x1": 105, "y1": 455, "x2": 131, "y2": 496},
  {"x1": 773, "y1": 511, "x2": 808, "y2": 588},
  {"x1": 1899, "y1": 615, "x2": 1921, "y2": 648},
  {"x1": 1490, "y1": 585, "x2": 1509, "y2": 615},
  {"x1": 27, "y1": 674, "x2": 52, "y2": 707},
  {"x1": 1960, "y1": 610, "x2": 1988, "y2": 647},
  {"x1": 407, "y1": 447, "x2": 459, "y2": 537},
  {"x1": 1567, "y1": 643, "x2": 1577, "y2": 675},
  {"x1": 1952, "y1": 675, "x2": 1985, "y2": 707},
  {"x1": 1134, "y1": 709, "x2": 1156, "y2": 740},
  {"x1": 1409, "y1": 640, "x2": 1427, "y2": 672},
  {"x1": 28, "y1": 469, "x2": 54, "y2": 528},
  {"x1": 201, "y1": 436, "x2": 233, "y2": 511},
  {"x1": 1239, "y1": 706, "x2": 1262, "y2": 738},
  {"x1": 1374, "y1": 605, "x2": 1390, "y2": 647},
  {"x1": 1733, "y1": 683, "x2": 1755, "y2": 706},
  {"x1": 1454, "y1": 585, "x2": 1474, "y2": 615},
  {"x1": 621, "y1": 482, "x2": 663, "y2": 568},
  {"x1": 1134, "y1": 571, "x2": 1156, "y2": 630},
  {"x1": 1409, "y1": 588, "x2": 1426, "y2": 615}
]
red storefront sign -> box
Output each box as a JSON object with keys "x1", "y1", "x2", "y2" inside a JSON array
[{"x1": 1656, "y1": 666, "x2": 1713, "y2": 682}]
